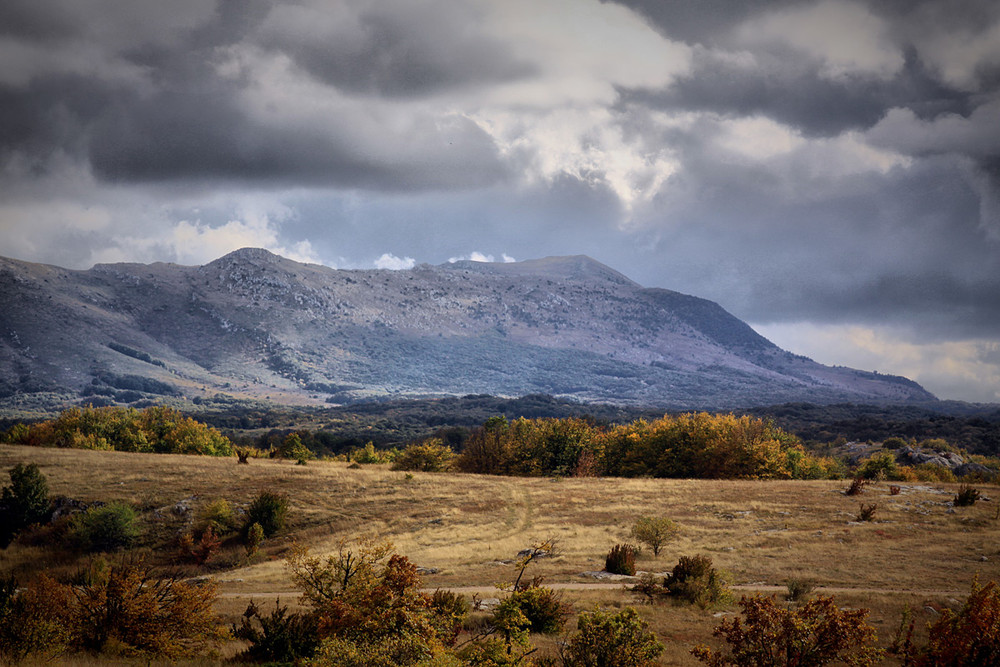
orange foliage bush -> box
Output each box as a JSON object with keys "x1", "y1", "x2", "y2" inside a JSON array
[{"x1": 693, "y1": 594, "x2": 884, "y2": 666}]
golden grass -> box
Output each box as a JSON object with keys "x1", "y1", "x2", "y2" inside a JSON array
[{"x1": 2, "y1": 444, "x2": 997, "y2": 664}]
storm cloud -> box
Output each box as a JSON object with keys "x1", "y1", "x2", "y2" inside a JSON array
[{"x1": 1, "y1": 0, "x2": 999, "y2": 400}]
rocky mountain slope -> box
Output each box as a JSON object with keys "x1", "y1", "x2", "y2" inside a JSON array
[{"x1": 0, "y1": 248, "x2": 935, "y2": 412}]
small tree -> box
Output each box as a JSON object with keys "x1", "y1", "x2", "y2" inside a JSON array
[
  {"x1": 665, "y1": 555, "x2": 731, "y2": 608},
  {"x1": 0, "y1": 463, "x2": 50, "y2": 546},
  {"x1": 692, "y1": 594, "x2": 884, "y2": 666},
  {"x1": 630, "y1": 516, "x2": 678, "y2": 557},
  {"x1": 562, "y1": 606, "x2": 664, "y2": 667}
]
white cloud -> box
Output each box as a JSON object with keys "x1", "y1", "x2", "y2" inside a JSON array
[
  {"x1": 448, "y1": 251, "x2": 514, "y2": 263},
  {"x1": 735, "y1": 0, "x2": 903, "y2": 80},
  {"x1": 374, "y1": 253, "x2": 416, "y2": 270},
  {"x1": 754, "y1": 321, "x2": 1000, "y2": 403}
]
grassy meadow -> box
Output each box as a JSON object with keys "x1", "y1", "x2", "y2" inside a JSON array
[{"x1": 2, "y1": 443, "x2": 998, "y2": 664}]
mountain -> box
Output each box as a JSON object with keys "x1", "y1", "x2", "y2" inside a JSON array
[{"x1": 0, "y1": 248, "x2": 935, "y2": 413}]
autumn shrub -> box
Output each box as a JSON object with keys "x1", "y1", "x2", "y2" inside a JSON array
[
  {"x1": 562, "y1": 606, "x2": 664, "y2": 667},
  {"x1": 893, "y1": 577, "x2": 1000, "y2": 665},
  {"x1": 287, "y1": 540, "x2": 458, "y2": 664},
  {"x1": 954, "y1": 484, "x2": 981, "y2": 507},
  {"x1": 71, "y1": 501, "x2": 140, "y2": 551},
  {"x1": 72, "y1": 555, "x2": 223, "y2": 657},
  {"x1": 245, "y1": 522, "x2": 265, "y2": 558},
  {"x1": 242, "y1": 490, "x2": 289, "y2": 539},
  {"x1": 844, "y1": 477, "x2": 870, "y2": 496},
  {"x1": 0, "y1": 573, "x2": 73, "y2": 663},
  {"x1": 605, "y1": 543, "x2": 638, "y2": 576},
  {"x1": 0, "y1": 462, "x2": 50, "y2": 547},
  {"x1": 692, "y1": 594, "x2": 884, "y2": 666},
  {"x1": 630, "y1": 516, "x2": 677, "y2": 557},
  {"x1": 665, "y1": 555, "x2": 731, "y2": 608},
  {"x1": 232, "y1": 599, "x2": 321, "y2": 663},
  {"x1": 392, "y1": 439, "x2": 456, "y2": 472},
  {"x1": 856, "y1": 503, "x2": 877, "y2": 522},
  {"x1": 177, "y1": 526, "x2": 221, "y2": 565},
  {"x1": 889, "y1": 485, "x2": 902, "y2": 495}
]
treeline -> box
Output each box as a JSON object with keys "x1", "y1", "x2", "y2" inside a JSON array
[
  {"x1": 454, "y1": 413, "x2": 841, "y2": 480},
  {"x1": 753, "y1": 402, "x2": 1000, "y2": 455},
  {"x1": 2, "y1": 406, "x2": 233, "y2": 456}
]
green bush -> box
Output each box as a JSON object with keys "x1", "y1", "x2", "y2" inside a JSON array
[
  {"x1": 630, "y1": 516, "x2": 677, "y2": 557},
  {"x1": 562, "y1": 606, "x2": 664, "y2": 667},
  {"x1": 197, "y1": 498, "x2": 237, "y2": 535},
  {"x1": 0, "y1": 463, "x2": 50, "y2": 547},
  {"x1": 495, "y1": 585, "x2": 570, "y2": 635},
  {"x1": 605, "y1": 543, "x2": 638, "y2": 576},
  {"x1": 72, "y1": 502, "x2": 140, "y2": 552},
  {"x1": 857, "y1": 451, "x2": 899, "y2": 480},
  {"x1": 242, "y1": 491, "x2": 289, "y2": 539},
  {"x1": 665, "y1": 555, "x2": 731, "y2": 608},
  {"x1": 232, "y1": 599, "x2": 320, "y2": 663}
]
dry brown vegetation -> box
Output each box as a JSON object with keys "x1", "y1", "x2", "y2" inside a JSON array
[{"x1": 2, "y1": 443, "x2": 998, "y2": 664}]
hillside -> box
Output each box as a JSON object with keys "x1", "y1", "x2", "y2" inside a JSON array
[{"x1": 0, "y1": 248, "x2": 934, "y2": 414}]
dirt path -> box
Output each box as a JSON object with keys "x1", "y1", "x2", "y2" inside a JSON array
[{"x1": 217, "y1": 582, "x2": 967, "y2": 599}]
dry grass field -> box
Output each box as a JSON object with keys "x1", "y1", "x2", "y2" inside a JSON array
[{"x1": 3, "y1": 443, "x2": 998, "y2": 665}]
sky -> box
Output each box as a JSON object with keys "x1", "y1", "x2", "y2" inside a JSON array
[{"x1": 1, "y1": 0, "x2": 999, "y2": 403}]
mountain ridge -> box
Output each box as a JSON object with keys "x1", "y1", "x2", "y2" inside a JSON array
[{"x1": 0, "y1": 248, "x2": 935, "y2": 413}]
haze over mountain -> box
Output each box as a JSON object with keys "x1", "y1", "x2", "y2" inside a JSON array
[{"x1": 0, "y1": 249, "x2": 935, "y2": 412}]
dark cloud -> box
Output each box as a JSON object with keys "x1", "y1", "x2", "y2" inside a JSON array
[
  {"x1": 623, "y1": 46, "x2": 970, "y2": 137},
  {"x1": 257, "y1": 1, "x2": 533, "y2": 97}
]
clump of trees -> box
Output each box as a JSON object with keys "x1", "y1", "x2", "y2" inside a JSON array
[
  {"x1": 455, "y1": 413, "x2": 840, "y2": 480},
  {"x1": 3, "y1": 406, "x2": 233, "y2": 456}
]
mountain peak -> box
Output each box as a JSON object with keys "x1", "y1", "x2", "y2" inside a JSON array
[{"x1": 441, "y1": 254, "x2": 638, "y2": 286}]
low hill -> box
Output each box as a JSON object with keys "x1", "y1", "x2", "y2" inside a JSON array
[{"x1": 0, "y1": 248, "x2": 934, "y2": 414}]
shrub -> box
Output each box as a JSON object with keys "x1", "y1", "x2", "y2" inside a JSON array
[
  {"x1": 245, "y1": 522, "x2": 265, "y2": 558},
  {"x1": 857, "y1": 451, "x2": 899, "y2": 480},
  {"x1": 898, "y1": 577, "x2": 1000, "y2": 665},
  {"x1": 429, "y1": 589, "x2": 470, "y2": 646},
  {"x1": 692, "y1": 594, "x2": 884, "y2": 666},
  {"x1": 495, "y1": 584, "x2": 570, "y2": 635},
  {"x1": 353, "y1": 442, "x2": 384, "y2": 464},
  {"x1": 630, "y1": 516, "x2": 678, "y2": 557},
  {"x1": 287, "y1": 541, "x2": 456, "y2": 664},
  {"x1": 844, "y1": 477, "x2": 870, "y2": 496},
  {"x1": 605, "y1": 543, "x2": 638, "y2": 576},
  {"x1": 954, "y1": 484, "x2": 981, "y2": 507},
  {"x1": 0, "y1": 462, "x2": 50, "y2": 547},
  {"x1": 72, "y1": 555, "x2": 223, "y2": 657},
  {"x1": 0, "y1": 573, "x2": 73, "y2": 663},
  {"x1": 71, "y1": 501, "x2": 140, "y2": 551},
  {"x1": 232, "y1": 599, "x2": 321, "y2": 663},
  {"x1": 665, "y1": 555, "x2": 731, "y2": 608},
  {"x1": 786, "y1": 579, "x2": 816, "y2": 602},
  {"x1": 392, "y1": 439, "x2": 455, "y2": 472},
  {"x1": 274, "y1": 433, "x2": 314, "y2": 461},
  {"x1": 177, "y1": 526, "x2": 221, "y2": 565},
  {"x1": 197, "y1": 498, "x2": 237, "y2": 535},
  {"x1": 562, "y1": 606, "x2": 664, "y2": 667},
  {"x1": 889, "y1": 485, "x2": 901, "y2": 496},
  {"x1": 236, "y1": 448, "x2": 251, "y2": 464},
  {"x1": 882, "y1": 437, "x2": 908, "y2": 449},
  {"x1": 242, "y1": 490, "x2": 289, "y2": 539},
  {"x1": 856, "y1": 504, "x2": 877, "y2": 522}
]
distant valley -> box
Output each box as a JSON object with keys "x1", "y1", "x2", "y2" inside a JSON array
[{"x1": 0, "y1": 248, "x2": 935, "y2": 415}]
